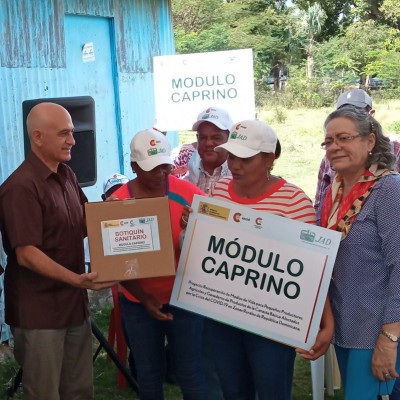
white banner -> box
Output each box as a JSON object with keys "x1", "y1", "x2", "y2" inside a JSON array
[
  {"x1": 153, "y1": 49, "x2": 256, "y2": 131},
  {"x1": 170, "y1": 195, "x2": 341, "y2": 350},
  {"x1": 101, "y1": 216, "x2": 160, "y2": 256}
]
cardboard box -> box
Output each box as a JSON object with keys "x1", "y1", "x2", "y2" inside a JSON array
[{"x1": 85, "y1": 196, "x2": 176, "y2": 282}]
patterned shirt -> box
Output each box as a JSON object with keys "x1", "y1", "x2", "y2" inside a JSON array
[
  {"x1": 171, "y1": 143, "x2": 196, "y2": 178},
  {"x1": 186, "y1": 157, "x2": 231, "y2": 196},
  {"x1": 329, "y1": 174, "x2": 400, "y2": 348},
  {"x1": 211, "y1": 177, "x2": 316, "y2": 224},
  {"x1": 314, "y1": 139, "x2": 400, "y2": 210},
  {"x1": 171, "y1": 144, "x2": 231, "y2": 196}
]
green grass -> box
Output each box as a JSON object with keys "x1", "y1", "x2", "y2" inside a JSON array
[
  {"x1": 260, "y1": 100, "x2": 400, "y2": 200},
  {"x1": 180, "y1": 100, "x2": 400, "y2": 200},
  {"x1": 0, "y1": 302, "x2": 344, "y2": 399},
  {"x1": 0, "y1": 343, "x2": 344, "y2": 400}
]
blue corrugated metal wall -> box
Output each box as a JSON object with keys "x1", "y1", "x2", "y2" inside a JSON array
[{"x1": 0, "y1": 0, "x2": 176, "y2": 201}]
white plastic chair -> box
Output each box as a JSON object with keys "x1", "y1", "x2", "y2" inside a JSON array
[{"x1": 310, "y1": 345, "x2": 338, "y2": 399}]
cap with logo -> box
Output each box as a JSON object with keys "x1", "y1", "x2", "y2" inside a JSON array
[
  {"x1": 103, "y1": 173, "x2": 129, "y2": 196},
  {"x1": 214, "y1": 119, "x2": 277, "y2": 158},
  {"x1": 192, "y1": 106, "x2": 234, "y2": 131},
  {"x1": 336, "y1": 89, "x2": 372, "y2": 110},
  {"x1": 130, "y1": 129, "x2": 173, "y2": 171}
]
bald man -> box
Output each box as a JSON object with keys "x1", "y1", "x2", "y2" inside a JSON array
[{"x1": 0, "y1": 103, "x2": 113, "y2": 399}]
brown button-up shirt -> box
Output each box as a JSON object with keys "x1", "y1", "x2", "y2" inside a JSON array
[{"x1": 0, "y1": 152, "x2": 89, "y2": 329}]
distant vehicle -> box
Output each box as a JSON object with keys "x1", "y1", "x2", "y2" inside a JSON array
[
  {"x1": 368, "y1": 77, "x2": 388, "y2": 90},
  {"x1": 265, "y1": 76, "x2": 274, "y2": 84}
]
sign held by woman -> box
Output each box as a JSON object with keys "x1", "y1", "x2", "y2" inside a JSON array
[{"x1": 171, "y1": 194, "x2": 341, "y2": 350}]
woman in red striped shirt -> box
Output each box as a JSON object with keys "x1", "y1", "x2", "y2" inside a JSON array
[{"x1": 206, "y1": 119, "x2": 333, "y2": 400}]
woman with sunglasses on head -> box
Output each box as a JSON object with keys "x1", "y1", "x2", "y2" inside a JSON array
[
  {"x1": 202, "y1": 119, "x2": 334, "y2": 400},
  {"x1": 319, "y1": 105, "x2": 400, "y2": 399}
]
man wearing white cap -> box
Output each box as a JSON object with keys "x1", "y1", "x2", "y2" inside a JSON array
[
  {"x1": 111, "y1": 129, "x2": 207, "y2": 400},
  {"x1": 101, "y1": 173, "x2": 129, "y2": 201},
  {"x1": 172, "y1": 106, "x2": 234, "y2": 196},
  {"x1": 314, "y1": 89, "x2": 400, "y2": 211}
]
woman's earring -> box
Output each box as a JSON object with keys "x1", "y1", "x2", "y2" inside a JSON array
[{"x1": 368, "y1": 151, "x2": 372, "y2": 156}]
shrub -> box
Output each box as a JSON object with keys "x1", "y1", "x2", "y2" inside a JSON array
[
  {"x1": 272, "y1": 108, "x2": 287, "y2": 124},
  {"x1": 389, "y1": 121, "x2": 400, "y2": 134}
]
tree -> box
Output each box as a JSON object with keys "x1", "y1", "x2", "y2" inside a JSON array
[
  {"x1": 171, "y1": 0, "x2": 400, "y2": 108},
  {"x1": 172, "y1": 0, "x2": 295, "y2": 84},
  {"x1": 292, "y1": 0, "x2": 398, "y2": 36},
  {"x1": 172, "y1": 0, "x2": 229, "y2": 54},
  {"x1": 172, "y1": 0, "x2": 224, "y2": 33},
  {"x1": 295, "y1": 3, "x2": 326, "y2": 78},
  {"x1": 381, "y1": 0, "x2": 400, "y2": 28},
  {"x1": 292, "y1": 0, "x2": 354, "y2": 37},
  {"x1": 314, "y1": 20, "x2": 400, "y2": 87}
]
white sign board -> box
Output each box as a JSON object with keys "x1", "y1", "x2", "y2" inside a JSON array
[
  {"x1": 82, "y1": 42, "x2": 95, "y2": 63},
  {"x1": 153, "y1": 49, "x2": 256, "y2": 131},
  {"x1": 170, "y1": 195, "x2": 341, "y2": 350}
]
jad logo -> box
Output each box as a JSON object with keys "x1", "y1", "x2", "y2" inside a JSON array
[
  {"x1": 300, "y1": 229, "x2": 332, "y2": 246},
  {"x1": 147, "y1": 147, "x2": 166, "y2": 156},
  {"x1": 139, "y1": 217, "x2": 155, "y2": 224},
  {"x1": 300, "y1": 229, "x2": 315, "y2": 242},
  {"x1": 230, "y1": 131, "x2": 238, "y2": 139},
  {"x1": 230, "y1": 127, "x2": 247, "y2": 141},
  {"x1": 202, "y1": 112, "x2": 218, "y2": 121},
  {"x1": 148, "y1": 139, "x2": 167, "y2": 155}
]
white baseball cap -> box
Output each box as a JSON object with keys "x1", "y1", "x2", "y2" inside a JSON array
[
  {"x1": 192, "y1": 106, "x2": 234, "y2": 131},
  {"x1": 130, "y1": 129, "x2": 173, "y2": 171},
  {"x1": 215, "y1": 120, "x2": 277, "y2": 158},
  {"x1": 336, "y1": 89, "x2": 372, "y2": 110},
  {"x1": 103, "y1": 173, "x2": 129, "y2": 195}
]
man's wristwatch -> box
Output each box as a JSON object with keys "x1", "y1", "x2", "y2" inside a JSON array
[{"x1": 380, "y1": 329, "x2": 399, "y2": 342}]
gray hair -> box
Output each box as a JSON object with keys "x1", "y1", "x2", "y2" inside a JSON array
[{"x1": 324, "y1": 106, "x2": 396, "y2": 170}]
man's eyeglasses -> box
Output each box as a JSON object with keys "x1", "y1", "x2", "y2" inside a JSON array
[{"x1": 321, "y1": 134, "x2": 362, "y2": 150}]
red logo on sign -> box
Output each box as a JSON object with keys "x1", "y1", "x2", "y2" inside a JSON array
[{"x1": 233, "y1": 213, "x2": 241, "y2": 222}]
